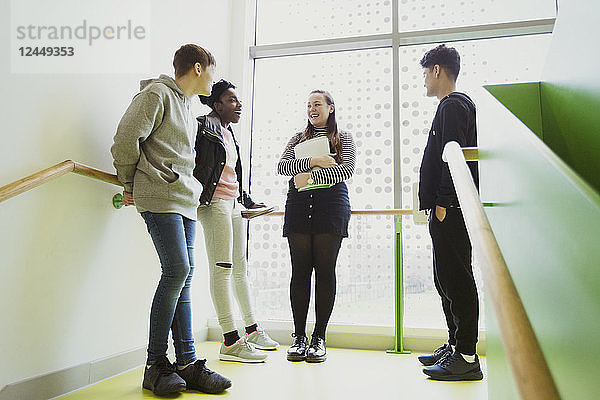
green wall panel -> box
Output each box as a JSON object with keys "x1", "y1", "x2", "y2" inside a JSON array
[
  {"x1": 539, "y1": 82, "x2": 600, "y2": 193},
  {"x1": 483, "y1": 81, "x2": 600, "y2": 194},
  {"x1": 484, "y1": 82, "x2": 543, "y2": 139}
]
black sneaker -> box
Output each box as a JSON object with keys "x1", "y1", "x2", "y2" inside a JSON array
[
  {"x1": 142, "y1": 356, "x2": 186, "y2": 396},
  {"x1": 422, "y1": 351, "x2": 484, "y2": 381},
  {"x1": 418, "y1": 343, "x2": 453, "y2": 366},
  {"x1": 176, "y1": 359, "x2": 232, "y2": 394}
]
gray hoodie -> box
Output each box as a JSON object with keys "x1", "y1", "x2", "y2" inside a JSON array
[{"x1": 111, "y1": 74, "x2": 202, "y2": 220}]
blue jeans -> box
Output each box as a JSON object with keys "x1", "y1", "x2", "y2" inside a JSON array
[{"x1": 141, "y1": 212, "x2": 197, "y2": 365}]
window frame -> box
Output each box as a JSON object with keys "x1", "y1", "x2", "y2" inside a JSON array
[{"x1": 212, "y1": 0, "x2": 557, "y2": 347}]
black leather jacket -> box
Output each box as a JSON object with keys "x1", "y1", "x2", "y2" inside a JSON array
[{"x1": 194, "y1": 113, "x2": 255, "y2": 207}]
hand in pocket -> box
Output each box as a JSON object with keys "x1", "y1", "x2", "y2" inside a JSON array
[{"x1": 435, "y1": 205, "x2": 446, "y2": 222}]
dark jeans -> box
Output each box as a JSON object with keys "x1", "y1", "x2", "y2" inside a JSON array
[
  {"x1": 428, "y1": 208, "x2": 479, "y2": 355},
  {"x1": 141, "y1": 212, "x2": 197, "y2": 365}
]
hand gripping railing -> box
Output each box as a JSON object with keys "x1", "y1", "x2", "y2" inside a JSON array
[
  {"x1": 442, "y1": 141, "x2": 561, "y2": 400},
  {"x1": 0, "y1": 160, "x2": 122, "y2": 204}
]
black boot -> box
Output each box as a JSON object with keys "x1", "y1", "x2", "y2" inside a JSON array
[
  {"x1": 287, "y1": 334, "x2": 309, "y2": 361},
  {"x1": 306, "y1": 335, "x2": 327, "y2": 363}
]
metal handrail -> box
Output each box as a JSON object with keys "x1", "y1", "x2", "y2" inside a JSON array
[
  {"x1": 267, "y1": 147, "x2": 478, "y2": 216},
  {"x1": 0, "y1": 160, "x2": 122, "y2": 204},
  {"x1": 269, "y1": 209, "x2": 412, "y2": 216},
  {"x1": 442, "y1": 141, "x2": 560, "y2": 400}
]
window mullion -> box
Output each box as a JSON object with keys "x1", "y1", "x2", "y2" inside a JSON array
[{"x1": 249, "y1": 18, "x2": 554, "y2": 60}]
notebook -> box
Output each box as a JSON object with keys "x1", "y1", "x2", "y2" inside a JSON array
[
  {"x1": 293, "y1": 136, "x2": 334, "y2": 192},
  {"x1": 241, "y1": 206, "x2": 275, "y2": 219}
]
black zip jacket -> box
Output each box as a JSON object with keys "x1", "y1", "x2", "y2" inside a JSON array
[
  {"x1": 418, "y1": 92, "x2": 479, "y2": 210},
  {"x1": 194, "y1": 113, "x2": 255, "y2": 207}
]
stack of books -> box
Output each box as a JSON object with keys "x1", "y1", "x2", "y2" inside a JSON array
[{"x1": 293, "y1": 136, "x2": 334, "y2": 192}]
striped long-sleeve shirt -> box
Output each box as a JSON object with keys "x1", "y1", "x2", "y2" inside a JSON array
[{"x1": 277, "y1": 127, "x2": 356, "y2": 185}]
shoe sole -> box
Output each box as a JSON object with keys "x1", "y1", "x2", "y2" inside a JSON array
[
  {"x1": 286, "y1": 354, "x2": 306, "y2": 362},
  {"x1": 250, "y1": 343, "x2": 279, "y2": 350},
  {"x1": 219, "y1": 354, "x2": 266, "y2": 363},
  {"x1": 305, "y1": 355, "x2": 327, "y2": 363},
  {"x1": 423, "y1": 370, "x2": 484, "y2": 381},
  {"x1": 142, "y1": 382, "x2": 186, "y2": 396},
  {"x1": 186, "y1": 381, "x2": 232, "y2": 394}
]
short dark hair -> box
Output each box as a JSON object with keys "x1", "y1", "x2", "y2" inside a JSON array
[
  {"x1": 419, "y1": 44, "x2": 460, "y2": 81},
  {"x1": 173, "y1": 44, "x2": 216, "y2": 78},
  {"x1": 199, "y1": 79, "x2": 236, "y2": 109}
]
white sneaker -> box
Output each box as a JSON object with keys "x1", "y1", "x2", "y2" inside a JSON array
[
  {"x1": 246, "y1": 328, "x2": 280, "y2": 350},
  {"x1": 219, "y1": 336, "x2": 267, "y2": 363}
]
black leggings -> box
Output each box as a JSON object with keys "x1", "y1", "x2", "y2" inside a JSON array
[{"x1": 287, "y1": 233, "x2": 343, "y2": 338}]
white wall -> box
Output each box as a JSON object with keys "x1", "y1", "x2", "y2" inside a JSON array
[
  {"x1": 0, "y1": 0, "x2": 237, "y2": 388},
  {"x1": 543, "y1": 0, "x2": 600, "y2": 90},
  {"x1": 226, "y1": 0, "x2": 256, "y2": 186}
]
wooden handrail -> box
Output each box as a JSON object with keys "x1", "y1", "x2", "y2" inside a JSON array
[
  {"x1": 442, "y1": 141, "x2": 560, "y2": 400},
  {"x1": 0, "y1": 147, "x2": 478, "y2": 206},
  {"x1": 72, "y1": 161, "x2": 122, "y2": 187},
  {"x1": 0, "y1": 160, "x2": 122, "y2": 204}
]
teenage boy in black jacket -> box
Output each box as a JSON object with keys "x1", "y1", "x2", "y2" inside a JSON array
[{"x1": 417, "y1": 44, "x2": 483, "y2": 381}]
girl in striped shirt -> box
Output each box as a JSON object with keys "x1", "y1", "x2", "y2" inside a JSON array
[{"x1": 278, "y1": 90, "x2": 356, "y2": 363}]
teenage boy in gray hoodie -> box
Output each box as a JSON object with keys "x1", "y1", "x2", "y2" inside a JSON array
[{"x1": 111, "y1": 44, "x2": 232, "y2": 396}]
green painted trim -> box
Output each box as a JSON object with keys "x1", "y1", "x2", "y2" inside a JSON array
[
  {"x1": 483, "y1": 202, "x2": 501, "y2": 207},
  {"x1": 539, "y1": 82, "x2": 600, "y2": 194},
  {"x1": 388, "y1": 216, "x2": 410, "y2": 354},
  {"x1": 484, "y1": 82, "x2": 543, "y2": 139},
  {"x1": 484, "y1": 81, "x2": 600, "y2": 194}
]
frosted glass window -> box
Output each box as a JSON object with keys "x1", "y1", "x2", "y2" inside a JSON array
[
  {"x1": 398, "y1": 0, "x2": 556, "y2": 32},
  {"x1": 250, "y1": 0, "x2": 554, "y2": 331},
  {"x1": 256, "y1": 0, "x2": 392, "y2": 45},
  {"x1": 248, "y1": 49, "x2": 395, "y2": 325},
  {"x1": 399, "y1": 34, "x2": 553, "y2": 329}
]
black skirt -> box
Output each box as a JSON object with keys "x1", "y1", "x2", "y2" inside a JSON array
[{"x1": 283, "y1": 179, "x2": 351, "y2": 237}]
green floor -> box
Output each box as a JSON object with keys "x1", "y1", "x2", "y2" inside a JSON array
[{"x1": 56, "y1": 341, "x2": 487, "y2": 399}]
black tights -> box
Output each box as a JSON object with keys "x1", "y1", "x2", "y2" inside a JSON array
[{"x1": 287, "y1": 233, "x2": 343, "y2": 338}]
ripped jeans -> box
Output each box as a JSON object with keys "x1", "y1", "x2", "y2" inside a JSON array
[{"x1": 197, "y1": 198, "x2": 256, "y2": 334}]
